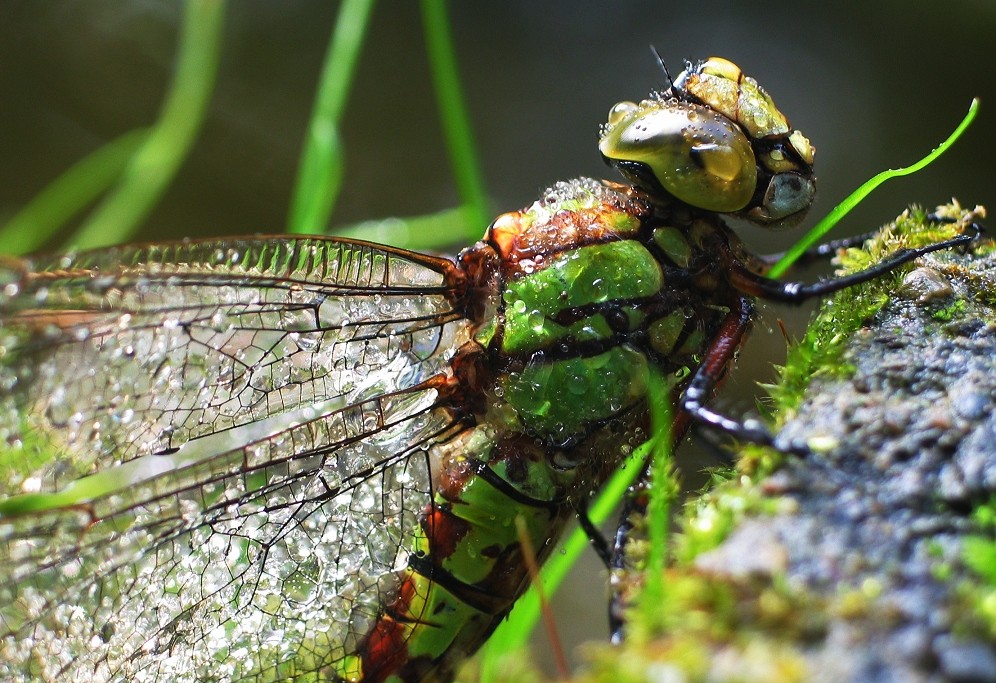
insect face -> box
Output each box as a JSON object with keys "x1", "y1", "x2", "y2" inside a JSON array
[{"x1": 599, "y1": 56, "x2": 817, "y2": 227}]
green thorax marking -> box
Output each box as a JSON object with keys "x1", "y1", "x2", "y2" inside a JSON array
[
  {"x1": 501, "y1": 240, "x2": 663, "y2": 355},
  {"x1": 502, "y1": 346, "x2": 650, "y2": 440}
]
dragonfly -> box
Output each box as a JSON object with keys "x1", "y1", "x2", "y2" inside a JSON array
[{"x1": 0, "y1": 57, "x2": 980, "y2": 683}]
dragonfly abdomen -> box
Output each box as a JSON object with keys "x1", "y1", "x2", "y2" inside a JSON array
[{"x1": 338, "y1": 426, "x2": 578, "y2": 682}]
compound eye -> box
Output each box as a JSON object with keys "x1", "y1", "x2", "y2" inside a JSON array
[
  {"x1": 748, "y1": 172, "x2": 816, "y2": 225},
  {"x1": 599, "y1": 100, "x2": 757, "y2": 213}
]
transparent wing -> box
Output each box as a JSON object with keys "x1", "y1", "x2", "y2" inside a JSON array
[{"x1": 0, "y1": 237, "x2": 474, "y2": 682}]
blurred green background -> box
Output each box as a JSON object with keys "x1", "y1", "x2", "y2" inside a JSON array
[
  {"x1": 2, "y1": 2, "x2": 992, "y2": 248},
  {"x1": 1, "y1": 0, "x2": 993, "y2": 674}
]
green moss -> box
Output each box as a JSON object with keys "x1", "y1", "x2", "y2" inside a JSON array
[
  {"x1": 832, "y1": 579, "x2": 883, "y2": 621},
  {"x1": 671, "y1": 479, "x2": 791, "y2": 565},
  {"x1": 963, "y1": 536, "x2": 996, "y2": 584},
  {"x1": 766, "y1": 206, "x2": 968, "y2": 425},
  {"x1": 931, "y1": 298, "x2": 967, "y2": 321},
  {"x1": 579, "y1": 573, "x2": 822, "y2": 683},
  {"x1": 954, "y1": 497, "x2": 996, "y2": 638}
]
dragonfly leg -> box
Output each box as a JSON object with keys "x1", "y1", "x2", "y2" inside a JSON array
[
  {"x1": 575, "y1": 501, "x2": 613, "y2": 567},
  {"x1": 734, "y1": 219, "x2": 984, "y2": 302},
  {"x1": 677, "y1": 295, "x2": 781, "y2": 446},
  {"x1": 608, "y1": 296, "x2": 789, "y2": 641},
  {"x1": 755, "y1": 212, "x2": 985, "y2": 268},
  {"x1": 689, "y1": 419, "x2": 743, "y2": 466},
  {"x1": 608, "y1": 471, "x2": 650, "y2": 643}
]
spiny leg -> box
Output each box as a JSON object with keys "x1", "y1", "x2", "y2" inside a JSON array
[
  {"x1": 609, "y1": 296, "x2": 766, "y2": 639},
  {"x1": 750, "y1": 216, "x2": 983, "y2": 290},
  {"x1": 676, "y1": 296, "x2": 776, "y2": 445},
  {"x1": 755, "y1": 213, "x2": 983, "y2": 269},
  {"x1": 575, "y1": 500, "x2": 613, "y2": 567}
]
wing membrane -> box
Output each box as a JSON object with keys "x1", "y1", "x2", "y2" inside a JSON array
[{"x1": 0, "y1": 237, "x2": 473, "y2": 682}]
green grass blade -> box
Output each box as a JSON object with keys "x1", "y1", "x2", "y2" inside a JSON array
[
  {"x1": 287, "y1": 0, "x2": 376, "y2": 234},
  {"x1": 421, "y1": 0, "x2": 490, "y2": 240},
  {"x1": 476, "y1": 373, "x2": 677, "y2": 680},
  {"x1": 640, "y1": 373, "x2": 674, "y2": 614},
  {"x1": 332, "y1": 206, "x2": 472, "y2": 251},
  {"x1": 477, "y1": 450, "x2": 646, "y2": 680},
  {"x1": 69, "y1": 0, "x2": 227, "y2": 250},
  {"x1": 0, "y1": 129, "x2": 147, "y2": 255},
  {"x1": 769, "y1": 98, "x2": 980, "y2": 278}
]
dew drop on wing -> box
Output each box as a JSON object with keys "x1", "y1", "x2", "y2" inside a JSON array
[
  {"x1": 292, "y1": 330, "x2": 322, "y2": 352},
  {"x1": 207, "y1": 310, "x2": 230, "y2": 333},
  {"x1": 44, "y1": 388, "x2": 74, "y2": 428}
]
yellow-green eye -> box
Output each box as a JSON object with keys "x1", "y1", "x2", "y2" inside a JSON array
[
  {"x1": 599, "y1": 99, "x2": 757, "y2": 213},
  {"x1": 747, "y1": 171, "x2": 815, "y2": 224}
]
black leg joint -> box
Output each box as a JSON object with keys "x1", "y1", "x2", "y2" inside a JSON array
[{"x1": 576, "y1": 501, "x2": 613, "y2": 567}]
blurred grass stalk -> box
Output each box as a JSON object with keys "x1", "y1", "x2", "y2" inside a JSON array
[
  {"x1": 1, "y1": 0, "x2": 489, "y2": 256},
  {"x1": 478, "y1": 425, "x2": 651, "y2": 681},
  {"x1": 0, "y1": 130, "x2": 148, "y2": 254},
  {"x1": 291, "y1": 0, "x2": 489, "y2": 246},
  {"x1": 639, "y1": 372, "x2": 676, "y2": 622},
  {"x1": 476, "y1": 374, "x2": 677, "y2": 681},
  {"x1": 287, "y1": 0, "x2": 375, "y2": 234},
  {"x1": 0, "y1": 0, "x2": 226, "y2": 254},
  {"x1": 420, "y1": 0, "x2": 490, "y2": 241}
]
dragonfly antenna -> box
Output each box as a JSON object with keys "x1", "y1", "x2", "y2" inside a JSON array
[{"x1": 650, "y1": 45, "x2": 674, "y2": 91}]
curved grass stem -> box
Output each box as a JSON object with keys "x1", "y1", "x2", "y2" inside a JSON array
[
  {"x1": 769, "y1": 98, "x2": 980, "y2": 278},
  {"x1": 70, "y1": 0, "x2": 227, "y2": 250},
  {"x1": 287, "y1": 0, "x2": 376, "y2": 234}
]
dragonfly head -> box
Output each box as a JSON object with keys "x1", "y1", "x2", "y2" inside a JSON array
[{"x1": 599, "y1": 56, "x2": 816, "y2": 228}]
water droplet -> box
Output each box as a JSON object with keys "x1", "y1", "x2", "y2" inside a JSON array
[
  {"x1": 209, "y1": 310, "x2": 228, "y2": 332},
  {"x1": 527, "y1": 309, "x2": 545, "y2": 333},
  {"x1": 567, "y1": 372, "x2": 587, "y2": 395}
]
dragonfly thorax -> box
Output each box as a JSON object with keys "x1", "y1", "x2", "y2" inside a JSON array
[{"x1": 455, "y1": 178, "x2": 742, "y2": 449}]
